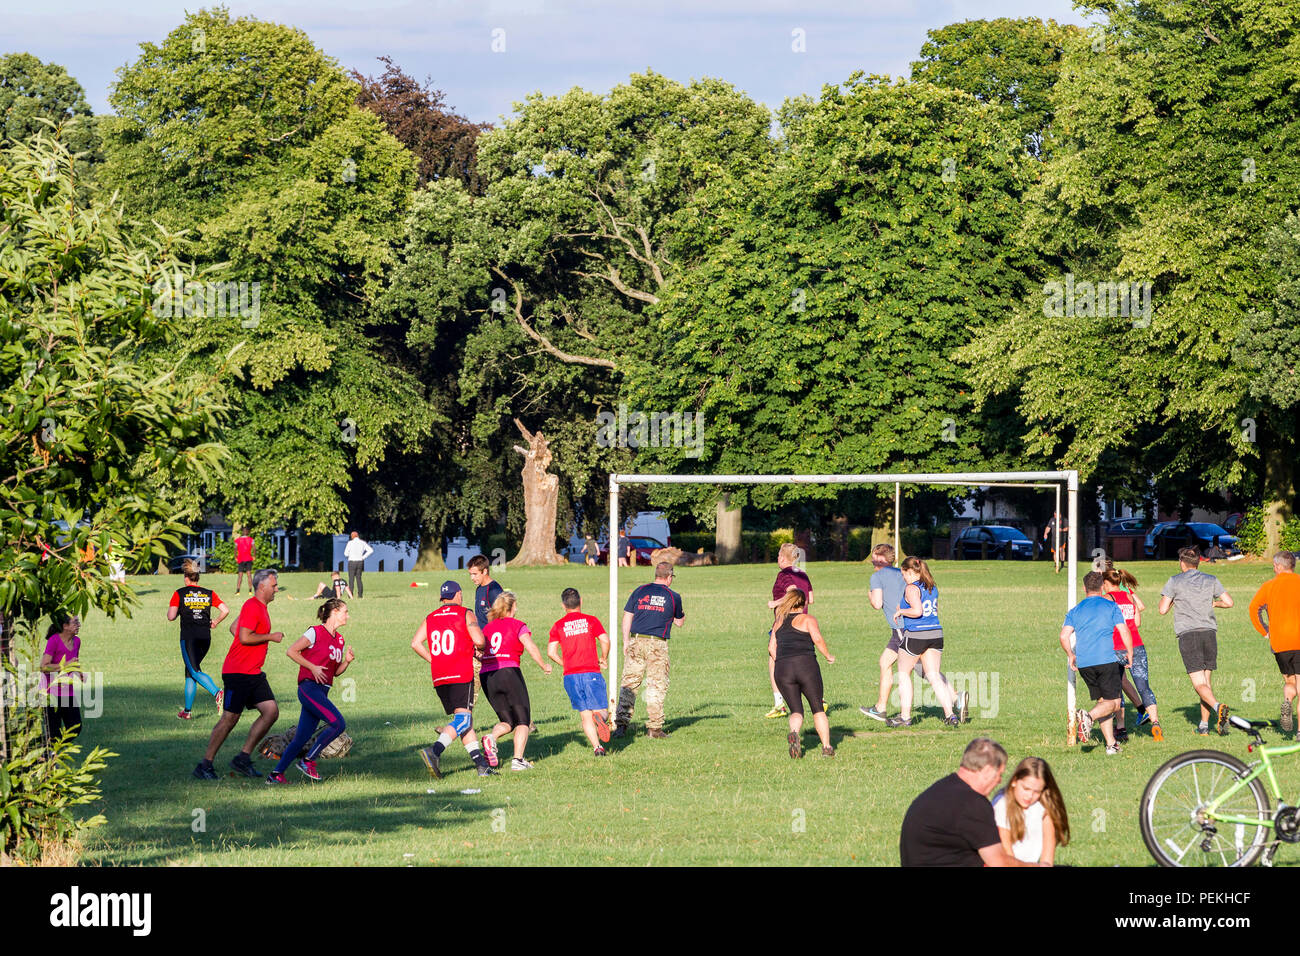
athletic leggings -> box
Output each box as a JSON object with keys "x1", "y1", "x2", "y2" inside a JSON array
[
  {"x1": 774, "y1": 654, "x2": 825, "y2": 717},
  {"x1": 181, "y1": 637, "x2": 220, "y2": 711},
  {"x1": 1118, "y1": 645, "x2": 1157, "y2": 709},
  {"x1": 274, "y1": 681, "x2": 346, "y2": 773}
]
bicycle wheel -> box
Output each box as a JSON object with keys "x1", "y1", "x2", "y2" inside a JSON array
[{"x1": 1139, "y1": 749, "x2": 1272, "y2": 867}]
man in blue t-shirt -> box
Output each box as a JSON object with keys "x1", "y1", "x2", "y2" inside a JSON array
[
  {"x1": 613, "y1": 561, "x2": 684, "y2": 739},
  {"x1": 1060, "y1": 571, "x2": 1134, "y2": 753},
  {"x1": 467, "y1": 555, "x2": 504, "y2": 631}
]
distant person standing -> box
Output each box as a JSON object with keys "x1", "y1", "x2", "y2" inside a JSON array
[
  {"x1": 1062, "y1": 571, "x2": 1133, "y2": 754},
  {"x1": 344, "y1": 531, "x2": 374, "y2": 599},
  {"x1": 1248, "y1": 551, "x2": 1300, "y2": 739},
  {"x1": 40, "y1": 612, "x2": 84, "y2": 745},
  {"x1": 766, "y1": 543, "x2": 812, "y2": 719},
  {"x1": 1159, "y1": 547, "x2": 1234, "y2": 735},
  {"x1": 167, "y1": 559, "x2": 229, "y2": 720},
  {"x1": 583, "y1": 535, "x2": 599, "y2": 566},
  {"x1": 233, "y1": 527, "x2": 255, "y2": 593},
  {"x1": 194, "y1": 569, "x2": 283, "y2": 780},
  {"x1": 467, "y1": 555, "x2": 503, "y2": 631},
  {"x1": 614, "y1": 562, "x2": 684, "y2": 739},
  {"x1": 617, "y1": 529, "x2": 634, "y2": 568}
]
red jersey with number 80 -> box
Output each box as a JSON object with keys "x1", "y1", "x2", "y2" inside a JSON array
[
  {"x1": 481, "y1": 617, "x2": 531, "y2": 674},
  {"x1": 424, "y1": 603, "x2": 474, "y2": 685},
  {"x1": 298, "y1": 624, "x2": 346, "y2": 686}
]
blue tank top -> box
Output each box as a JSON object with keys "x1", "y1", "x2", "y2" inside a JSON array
[{"x1": 900, "y1": 583, "x2": 941, "y2": 632}]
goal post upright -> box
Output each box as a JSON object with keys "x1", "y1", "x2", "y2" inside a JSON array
[{"x1": 607, "y1": 470, "x2": 1080, "y2": 723}]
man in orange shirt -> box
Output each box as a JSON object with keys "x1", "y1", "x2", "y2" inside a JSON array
[{"x1": 1248, "y1": 551, "x2": 1300, "y2": 739}]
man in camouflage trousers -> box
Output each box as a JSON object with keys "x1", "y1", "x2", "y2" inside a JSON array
[{"x1": 613, "y1": 562, "x2": 685, "y2": 739}]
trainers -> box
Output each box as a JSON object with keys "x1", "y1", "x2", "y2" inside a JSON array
[
  {"x1": 1114, "y1": 728, "x2": 1129, "y2": 744},
  {"x1": 788, "y1": 730, "x2": 803, "y2": 759},
  {"x1": 1283, "y1": 698, "x2": 1294, "y2": 733},
  {"x1": 1217, "y1": 703, "x2": 1231, "y2": 736},
  {"x1": 229, "y1": 753, "x2": 261, "y2": 778},
  {"x1": 296, "y1": 759, "x2": 320, "y2": 781},
  {"x1": 1135, "y1": 709, "x2": 1152, "y2": 727},
  {"x1": 477, "y1": 763, "x2": 498, "y2": 776},
  {"x1": 1105, "y1": 743, "x2": 1122, "y2": 755},
  {"x1": 611, "y1": 723, "x2": 629, "y2": 739},
  {"x1": 419, "y1": 745, "x2": 442, "y2": 779},
  {"x1": 192, "y1": 761, "x2": 218, "y2": 780},
  {"x1": 1151, "y1": 723, "x2": 1164, "y2": 742},
  {"x1": 885, "y1": 716, "x2": 912, "y2": 728},
  {"x1": 1197, "y1": 723, "x2": 1210, "y2": 736},
  {"x1": 860, "y1": 705, "x2": 887, "y2": 722},
  {"x1": 482, "y1": 735, "x2": 499, "y2": 768},
  {"x1": 958, "y1": 691, "x2": 969, "y2": 724},
  {"x1": 511, "y1": 757, "x2": 534, "y2": 771},
  {"x1": 592, "y1": 712, "x2": 611, "y2": 744},
  {"x1": 765, "y1": 703, "x2": 789, "y2": 719},
  {"x1": 593, "y1": 746, "x2": 606, "y2": 757},
  {"x1": 266, "y1": 771, "x2": 287, "y2": 785},
  {"x1": 944, "y1": 714, "x2": 960, "y2": 727},
  {"x1": 647, "y1": 728, "x2": 670, "y2": 739},
  {"x1": 177, "y1": 709, "x2": 192, "y2": 720},
  {"x1": 1076, "y1": 709, "x2": 1094, "y2": 742},
  {"x1": 214, "y1": 689, "x2": 224, "y2": 712},
  {"x1": 821, "y1": 744, "x2": 835, "y2": 757}
]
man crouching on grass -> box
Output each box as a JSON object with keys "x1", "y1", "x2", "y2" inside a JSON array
[{"x1": 1061, "y1": 571, "x2": 1134, "y2": 754}]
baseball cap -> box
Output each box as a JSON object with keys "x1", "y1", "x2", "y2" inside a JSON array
[{"x1": 440, "y1": 580, "x2": 462, "y2": 600}]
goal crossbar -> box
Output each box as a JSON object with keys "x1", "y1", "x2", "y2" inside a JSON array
[{"x1": 607, "y1": 470, "x2": 1081, "y2": 742}]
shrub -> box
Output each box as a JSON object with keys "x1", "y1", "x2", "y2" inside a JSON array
[{"x1": 1235, "y1": 507, "x2": 1300, "y2": 556}]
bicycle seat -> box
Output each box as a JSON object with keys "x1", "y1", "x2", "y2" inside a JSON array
[{"x1": 1228, "y1": 715, "x2": 1269, "y2": 731}]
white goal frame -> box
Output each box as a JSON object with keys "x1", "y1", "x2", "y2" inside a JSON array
[{"x1": 608, "y1": 470, "x2": 1081, "y2": 743}]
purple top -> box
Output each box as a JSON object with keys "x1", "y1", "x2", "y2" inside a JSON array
[
  {"x1": 773, "y1": 568, "x2": 812, "y2": 603},
  {"x1": 41, "y1": 633, "x2": 81, "y2": 698}
]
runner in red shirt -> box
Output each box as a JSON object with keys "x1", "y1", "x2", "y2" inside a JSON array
[
  {"x1": 478, "y1": 591, "x2": 552, "y2": 770},
  {"x1": 411, "y1": 581, "x2": 493, "y2": 778},
  {"x1": 548, "y1": 587, "x2": 612, "y2": 756},
  {"x1": 233, "y1": 527, "x2": 255, "y2": 594},
  {"x1": 194, "y1": 568, "x2": 283, "y2": 780},
  {"x1": 1104, "y1": 563, "x2": 1162, "y2": 742}
]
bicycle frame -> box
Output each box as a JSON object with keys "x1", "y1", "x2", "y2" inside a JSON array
[{"x1": 1206, "y1": 739, "x2": 1300, "y2": 829}]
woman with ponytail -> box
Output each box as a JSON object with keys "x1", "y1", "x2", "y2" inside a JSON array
[
  {"x1": 887, "y1": 557, "x2": 959, "y2": 727},
  {"x1": 768, "y1": 586, "x2": 835, "y2": 758},
  {"x1": 1103, "y1": 562, "x2": 1161, "y2": 742}
]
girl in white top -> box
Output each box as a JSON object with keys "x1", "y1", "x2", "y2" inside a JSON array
[{"x1": 992, "y1": 757, "x2": 1070, "y2": 865}]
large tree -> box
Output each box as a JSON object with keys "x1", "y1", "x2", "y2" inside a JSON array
[{"x1": 99, "y1": 7, "x2": 436, "y2": 533}]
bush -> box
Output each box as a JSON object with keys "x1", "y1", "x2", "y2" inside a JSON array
[
  {"x1": 209, "y1": 534, "x2": 282, "y2": 573},
  {"x1": 1236, "y1": 506, "x2": 1300, "y2": 556},
  {"x1": 670, "y1": 532, "x2": 713, "y2": 554}
]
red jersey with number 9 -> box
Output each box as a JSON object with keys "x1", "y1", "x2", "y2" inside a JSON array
[
  {"x1": 298, "y1": 624, "x2": 346, "y2": 686},
  {"x1": 424, "y1": 603, "x2": 474, "y2": 685},
  {"x1": 481, "y1": 617, "x2": 531, "y2": 674}
]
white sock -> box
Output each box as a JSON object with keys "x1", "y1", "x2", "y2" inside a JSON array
[
  {"x1": 436, "y1": 732, "x2": 453, "y2": 748},
  {"x1": 773, "y1": 692, "x2": 785, "y2": 707}
]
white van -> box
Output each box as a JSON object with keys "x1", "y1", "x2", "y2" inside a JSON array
[{"x1": 625, "y1": 511, "x2": 671, "y2": 547}]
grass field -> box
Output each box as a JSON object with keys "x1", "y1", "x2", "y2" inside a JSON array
[{"x1": 50, "y1": 557, "x2": 1300, "y2": 866}]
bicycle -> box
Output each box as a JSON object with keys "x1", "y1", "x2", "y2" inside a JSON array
[{"x1": 1140, "y1": 714, "x2": 1300, "y2": 866}]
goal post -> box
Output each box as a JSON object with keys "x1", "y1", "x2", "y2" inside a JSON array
[{"x1": 608, "y1": 470, "x2": 1081, "y2": 742}]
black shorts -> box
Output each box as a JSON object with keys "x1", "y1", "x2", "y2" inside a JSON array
[
  {"x1": 1178, "y1": 629, "x2": 1218, "y2": 673},
  {"x1": 435, "y1": 681, "x2": 474, "y2": 714},
  {"x1": 885, "y1": 628, "x2": 904, "y2": 653},
  {"x1": 482, "y1": 667, "x2": 531, "y2": 727},
  {"x1": 1276, "y1": 650, "x2": 1300, "y2": 676},
  {"x1": 236, "y1": 560, "x2": 253, "y2": 573},
  {"x1": 1079, "y1": 662, "x2": 1123, "y2": 702},
  {"x1": 900, "y1": 629, "x2": 943, "y2": 657},
  {"x1": 773, "y1": 654, "x2": 824, "y2": 716},
  {"x1": 222, "y1": 672, "x2": 275, "y2": 712}
]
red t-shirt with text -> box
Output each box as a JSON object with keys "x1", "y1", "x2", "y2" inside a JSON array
[
  {"x1": 224, "y1": 597, "x2": 271, "y2": 675},
  {"x1": 481, "y1": 617, "x2": 531, "y2": 674},
  {"x1": 424, "y1": 603, "x2": 475, "y2": 685},
  {"x1": 548, "y1": 612, "x2": 606, "y2": 676},
  {"x1": 298, "y1": 624, "x2": 346, "y2": 686}
]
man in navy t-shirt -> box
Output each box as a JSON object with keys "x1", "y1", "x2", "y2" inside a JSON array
[
  {"x1": 613, "y1": 561, "x2": 684, "y2": 739},
  {"x1": 1061, "y1": 571, "x2": 1133, "y2": 753},
  {"x1": 468, "y1": 555, "x2": 504, "y2": 631}
]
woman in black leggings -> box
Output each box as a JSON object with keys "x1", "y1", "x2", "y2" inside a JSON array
[{"x1": 768, "y1": 587, "x2": 836, "y2": 758}]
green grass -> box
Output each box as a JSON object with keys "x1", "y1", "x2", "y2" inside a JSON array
[{"x1": 54, "y1": 558, "x2": 1300, "y2": 866}]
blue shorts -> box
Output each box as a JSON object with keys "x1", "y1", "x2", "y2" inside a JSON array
[{"x1": 563, "y1": 672, "x2": 608, "y2": 712}]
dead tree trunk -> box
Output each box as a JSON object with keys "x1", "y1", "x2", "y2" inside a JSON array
[{"x1": 509, "y1": 419, "x2": 566, "y2": 566}]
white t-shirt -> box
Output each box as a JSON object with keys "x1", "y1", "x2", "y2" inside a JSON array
[
  {"x1": 343, "y1": 538, "x2": 373, "y2": 562},
  {"x1": 992, "y1": 793, "x2": 1046, "y2": 863}
]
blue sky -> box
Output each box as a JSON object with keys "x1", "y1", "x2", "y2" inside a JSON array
[{"x1": 3, "y1": 0, "x2": 1093, "y2": 123}]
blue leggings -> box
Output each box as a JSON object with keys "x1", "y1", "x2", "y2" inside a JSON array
[
  {"x1": 274, "y1": 681, "x2": 346, "y2": 774},
  {"x1": 1117, "y1": 645, "x2": 1157, "y2": 709},
  {"x1": 181, "y1": 638, "x2": 220, "y2": 711}
]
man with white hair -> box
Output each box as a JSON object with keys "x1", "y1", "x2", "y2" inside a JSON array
[
  {"x1": 1249, "y1": 552, "x2": 1300, "y2": 739},
  {"x1": 344, "y1": 531, "x2": 374, "y2": 599}
]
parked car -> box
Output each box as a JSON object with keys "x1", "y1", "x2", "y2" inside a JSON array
[
  {"x1": 954, "y1": 525, "x2": 1035, "y2": 560},
  {"x1": 1223, "y1": 512, "x2": 1245, "y2": 534},
  {"x1": 1143, "y1": 522, "x2": 1179, "y2": 557},
  {"x1": 1146, "y1": 523, "x2": 1240, "y2": 559},
  {"x1": 167, "y1": 552, "x2": 217, "y2": 573},
  {"x1": 1107, "y1": 518, "x2": 1149, "y2": 534},
  {"x1": 598, "y1": 536, "x2": 666, "y2": 565}
]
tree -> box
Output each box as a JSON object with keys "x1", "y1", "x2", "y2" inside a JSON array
[
  {"x1": 0, "y1": 53, "x2": 102, "y2": 190},
  {"x1": 353, "y1": 56, "x2": 490, "y2": 192},
  {"x1": 99, "y1": 7, "x2": 436, "y2": 533},
  {"x1": 960, "y1": 0, "x2": 1300, "y2": 553}
]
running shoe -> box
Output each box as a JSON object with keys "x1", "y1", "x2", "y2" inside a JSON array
[
  {"x1": 1114, "y1": 728, "x2": 1129, "y2": 744},
  {"x1": 821, "y1": 744, "x2": 835, "y2": 757},
  {"x1": 192, "y1": 761, "x2": 218, "y2": 780},
  {"x1": 885, "y1": 716, "x2": 912, "y2": 728},
  {"x1": 788, "y1": 730, "x2": 803, "y2": 759},
  {"x1": 1216, "y1": 702, "x2": 1231, "y2": 736},
  {"x1": 859, "y1": 705, "x2": 887, "y2": 722},
  {"x1": 944, "y1": 714, "x2": 960, "y2": 727},
  {"x1": 1283, "y1": 697, "x2": 1294, "y2": 733},
  {"x1": 229, "y1": 753, "x2": 261, "y2": 778},
  {"x1": 958, "y1": 691, "x2": 969, "y2": 724},
  {"x1": 266, "y1": 771, "x2": 287, "y2": 785},
  {"x1": 177, "y1": 709, "x2": 192, "y2": 720},
  {"x1": 482, "y1": 735, "x2": 499, "y2": 768},
  {"x1": 1135, "y1": 709, "x2": 1152, "y2": 728},
  {"x1": 592, "y1": 711, "x2": 611, "y2": 744},
  {"x1": 477, "y1": 763, "x2": 498, "y2": 776},
  {"x1": 296, "y1": 759, "x2": 320, "y2": 781},
  {"x1": 511, "y1": 757, "x2": 534, "y2": 771},
  {"x1": 593, "y1": 746, "x2": 606, "y2": 757},
  {"x1": 214, "y1": 689, "x2": 224, "y2": 712},
  {"x1": 1151, "y1": 723, "x2": 1164, "y2": 742},
  {"x1": 419, "y1": 745, "x2": 442, "y2": 779},
  {"x1": 1105, "y1": 743, "x2": 1122, "y2": 756},
  {"x1": 1197, "y1": 723, "x2": 1210, "y2": 736},
  {"x1": 765, "y1": 703, "x2": 789, "y2": 719},
  {"x1": 1075, "y1": 709, "x2": 1094, "y2": 742}
]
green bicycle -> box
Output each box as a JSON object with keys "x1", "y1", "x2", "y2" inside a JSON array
[{"x1": 1140, "y1": 715, "x2": 1300, "y2": 866}]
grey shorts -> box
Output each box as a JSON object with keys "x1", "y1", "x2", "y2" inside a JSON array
[
  {"x1": 885, "y1": 628, "x2": 904, "y2": 653},
  {"x1": 1178, "y1": 629, "x2": 1218, "y2": 673}
]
